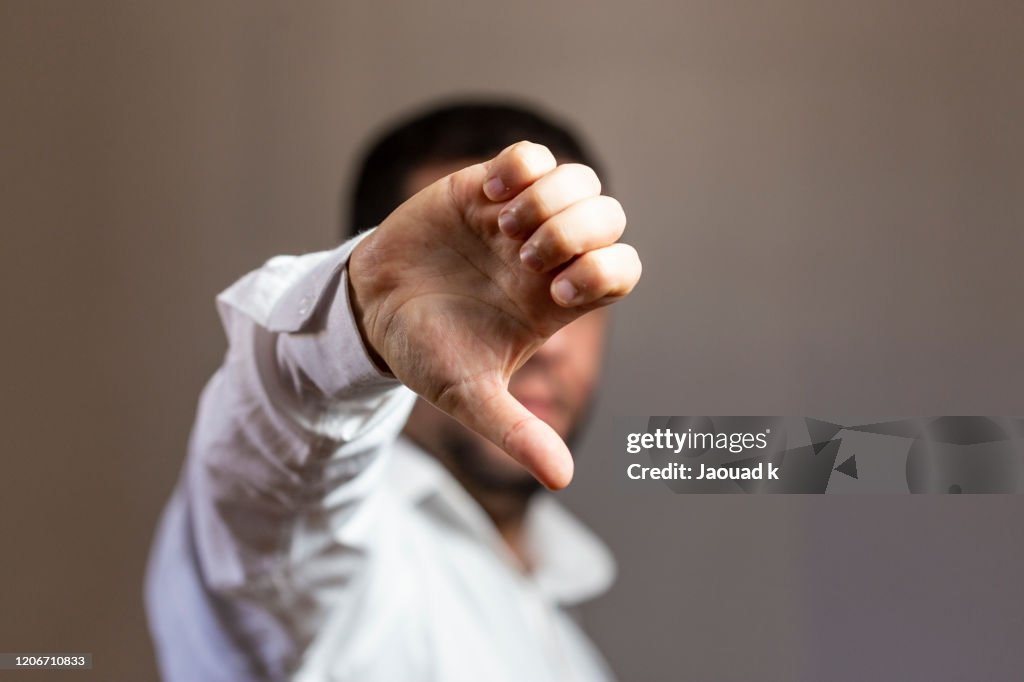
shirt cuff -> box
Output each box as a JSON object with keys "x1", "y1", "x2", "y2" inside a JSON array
[{"x1": 274, "y1": 231, "x2": 399, "y2": 399}]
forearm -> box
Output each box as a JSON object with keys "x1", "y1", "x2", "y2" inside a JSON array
[
  {"x1": 187, "y1": 235, "x2": 415, "y2": 591},
  {"x1": 145, "y1": 237, "x2": 419, "y2": 677}
]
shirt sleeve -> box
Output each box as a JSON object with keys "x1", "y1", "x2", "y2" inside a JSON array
[{"x1": 145, "y1": 232, "x2": 418, "y2": 681}]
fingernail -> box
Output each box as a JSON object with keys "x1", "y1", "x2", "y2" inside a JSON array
[
  {"x1": 498, "y1": 209, "x2": 519, "y2": 237},
  {"x1": 552, "y1": 279, "x2": 578, "y2": 305},
  {"x1": 484, "y1": 176, "x2": 508, "y2": 201},
  {"x1": 520, "y1": 244, "x2": 543, "y2": 271}
]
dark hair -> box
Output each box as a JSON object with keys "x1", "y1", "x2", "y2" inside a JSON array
[{"x1": 345, "y1": 99, "x2": 605, "y2": 238}]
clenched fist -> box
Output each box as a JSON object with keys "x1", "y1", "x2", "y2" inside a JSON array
[{"x1": 348, "y1": 142, "x2": 641, "y2": 490}]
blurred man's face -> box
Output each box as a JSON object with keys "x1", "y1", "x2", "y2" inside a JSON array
[{"x1": 400, "y1": 158, "x2": 609, "y2": 492}]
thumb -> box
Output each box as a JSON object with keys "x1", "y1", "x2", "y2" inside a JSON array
[{"x1": 446, "y1": 381, "x2": 574, "y2": 490}]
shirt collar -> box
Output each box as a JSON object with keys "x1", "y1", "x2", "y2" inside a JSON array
[{"x1": 387, "y1": 435, "x2": 616, "y2": 605}]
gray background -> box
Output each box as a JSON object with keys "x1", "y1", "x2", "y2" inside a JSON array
[{"x1": 2, "y1": 1, "x2": 1022, "y2": 680}]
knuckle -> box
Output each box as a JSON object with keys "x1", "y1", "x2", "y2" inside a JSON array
[
  {"x1": 601, "y1": 195, "x2": 625, "y2": 221},
  {"x1": 591, "y1": 196, "x2": 626, "y2": 235},
  {"x1": 537, "y1": 141, "x2": 554, "y2": 153},
  {"x1": 542, "y1": 218, "x2": 574, "y2": 257},
  {"x1": 509, "y1": 140, "x2": 534, "y2": 157},
  {"x1": 617, "y1": 241, "x2": 636, "y2": 256},
  {"x1": 620, "y1": 245, "x2": 643, "y2": 282},
  {"x1": 506, "y1": 140, "x2": 529, "y2": 152},
  {"x1": 563, "y1": 163, "x2": 601, "y2": 193},
  {"x1": 579, "y1": 253, "x2": 612, "y2": 290},
  {"x1": 525, "y1": 140, "x2": 552, "y2": 157},
  {"x1": 513, "y1": 141, "x2": 553, "y2": 171},
  {"x1": 525, "y1": 187, "x2": 553, "y2": 222},
  {"x1": 500, "y1": 414, "x2": 534, "y2": 455}
]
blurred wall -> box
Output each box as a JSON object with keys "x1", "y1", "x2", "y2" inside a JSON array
[{"x1": 1, "y1": 2, "x2": 1022, "y2": 680}]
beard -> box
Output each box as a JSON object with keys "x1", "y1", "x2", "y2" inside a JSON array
[{"x1": 439, "y1": 421, "x2": 544, "y2": 497}]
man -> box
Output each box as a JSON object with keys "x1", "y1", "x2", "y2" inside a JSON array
[{"x1": 146, "y1": 100, "x2": 642, "y2": 681}]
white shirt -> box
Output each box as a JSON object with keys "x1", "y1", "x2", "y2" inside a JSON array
[{"x1": 145, "y1": 234, "x2": 618, "y2": 682}]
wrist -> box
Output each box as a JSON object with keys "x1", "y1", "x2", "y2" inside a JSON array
[{"x1": 347, "y1": 239, "x2": 391, "y2": 374}]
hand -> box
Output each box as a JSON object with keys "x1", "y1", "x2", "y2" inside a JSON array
[{"x1": 348, "y1": 142, "x2": 641, "y2": 489}]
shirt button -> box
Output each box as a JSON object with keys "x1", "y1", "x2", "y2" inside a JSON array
[{"x1": 298, "y1": 295, "x2": 311, "y2": 316}]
